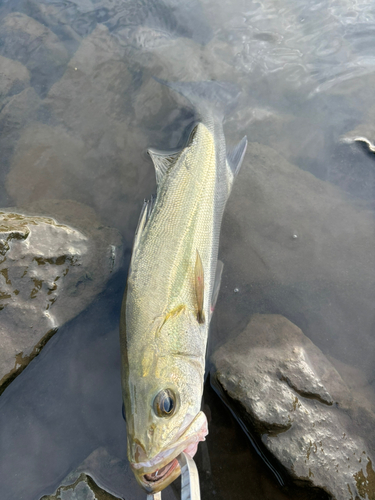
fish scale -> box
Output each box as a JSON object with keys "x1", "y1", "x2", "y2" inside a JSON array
[{"x1": 120, "y1": 96, "x2": 247, "y2": 493}]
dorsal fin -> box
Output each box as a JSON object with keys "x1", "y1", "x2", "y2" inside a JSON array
[
  {"x1": 227, "y1": 136, "x2": 248, "y2": 177},
  {"x1": 147, "y1": 148, "x2": 182, "y2": 186}
]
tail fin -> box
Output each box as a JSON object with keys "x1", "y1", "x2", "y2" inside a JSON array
[{"x1": 154, "y1": 78, "x2": 240, "y2": 122}]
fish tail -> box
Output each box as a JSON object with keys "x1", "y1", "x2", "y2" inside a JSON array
[
  {"x1": 153, "y1": 78, "x2": 240, "y2": 122},
  {"x1": 154, "y1": 78, "x2": 247, "y2": 178}
]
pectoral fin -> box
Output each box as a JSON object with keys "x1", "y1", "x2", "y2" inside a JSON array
[{"x1": 195, "y1": 250, "x2": 205, "y2": 324}]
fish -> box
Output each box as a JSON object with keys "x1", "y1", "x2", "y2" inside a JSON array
[{"x1": 120, "y1": 81, "x2": 247, "y2": 494}]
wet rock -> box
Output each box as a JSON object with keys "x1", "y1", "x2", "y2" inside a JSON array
[
  {"x1": 0, "y1": 55, "x2": 30, "y2": 100},
  {"x1": 211, "y1": 314, "x2": 375, "y2": 500},
  {"x1": 40, "y1": 472, "x2": 121, "y2": 500},
  {"x1": 0, "y1": 200, "x2": 122, "y2": 395},
  {"x1": 0, "y1": 12, "x2": 69, "y2": 93},
  {"x1": 218, "y1": 141, "x2": 375, "y2": 376}
]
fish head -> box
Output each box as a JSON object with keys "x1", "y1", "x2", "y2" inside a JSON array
[{"x1": 124, "y1": 306, "x2": 208, "y2": 493}]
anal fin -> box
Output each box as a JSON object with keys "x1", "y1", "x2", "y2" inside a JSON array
[
  {"x1": 227, "y1": 136, "x2": 248, "y2": 177},
  {"x1": 132, "y1": 195, "x2": 155, "y2": 256},
  {"x1": 211, "y1": 260, "x2": 224, "y2": 313}
]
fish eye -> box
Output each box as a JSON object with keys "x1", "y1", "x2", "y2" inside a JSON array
[{"x1": 153, "y1": 389, "x2": 176, "y2": 417}]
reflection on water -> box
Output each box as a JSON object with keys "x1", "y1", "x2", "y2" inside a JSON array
[{"x1": 0, "y1": 0, "x2": 375, "y2": 498}]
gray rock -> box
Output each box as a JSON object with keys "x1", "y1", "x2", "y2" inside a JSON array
[
  {"x1": 40, "y1": 472, "x2": 121, "y2": 500},
  {"x1": 211, "y1": 314, "x2": 375, "y2": 500},
  {"x1": 218, "y1": 141, "x2": 375, "y2": 377},
  {"x1": 0, "y1": 200, "x2": 122, "y2": 395},
  {"x1": 0, "y1": 55, "x2": 30, "y2": 100}
]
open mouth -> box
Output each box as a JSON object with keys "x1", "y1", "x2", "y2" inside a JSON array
[
  {"x1": 131, "y1": 410, "x2": 208, "y2": 492},
  {"x1": 143, "y1": 457, "x2": 179, "y2": 483}
]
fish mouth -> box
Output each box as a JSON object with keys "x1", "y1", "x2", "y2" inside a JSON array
[
  {"x1": 131, "y1": 411, "x2": 207, "y2": 493},
  {"x1": 143, "y1": 457, "x2": 180, "y2": 484}
]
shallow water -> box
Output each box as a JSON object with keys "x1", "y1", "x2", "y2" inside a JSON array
[{"x1": 0, "y1": 0, "x2": 375, "y2": 498}]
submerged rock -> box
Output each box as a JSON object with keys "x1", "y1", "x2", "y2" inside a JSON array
[
  {"x1": 0, "y1": 87, "x2": 41, "y2": 135},
  {"x1": 40, "y1": 446, "x2": 178, "y2": 500},
  {"x1": 211, "y1": 314, "x2": 375, "y2": 500},
  {"x1": 40, "y1": 472, "x2": 121, "y2": 500},
  {"x1": 0, "y1": 200, "x2": 122, "y2": 395},
  {"x1": 0, "y1": 55, "x2": 30, "y2": 100},
  {"x1": 22, "y1": 0, "x2": 211, "y2": 46},
  {"x1": 33, "y1": 24, "x2": 154, "y2": 238},
  {"x1": 136, "y1": 36, "x2": 218, "y2": 82},
  {"x1": 131, "y1": 37, "x2": 235, "y2": 133},
  {"x1": 0, "y1": 13, "x2": 69, "y2": 93},
  {"x1": 0, "y1": 87, "x2": 42, "y2": 173},
  {"x1": 6, "y1": 123, "x2": 89, "y2": 205},
  {"x1": 44, "y1": 24, "x2": 132, "y2": 138},
  {"x1": 0, "y1": 55, "x2": 40, "y2": 172},
  {"x1": 218, "y1": 141, "x2": 375, "y2": 377}
]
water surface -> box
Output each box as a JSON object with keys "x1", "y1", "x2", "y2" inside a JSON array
[{"x1": 0, "y1": 0, "x2": 375, "y2": 498}]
